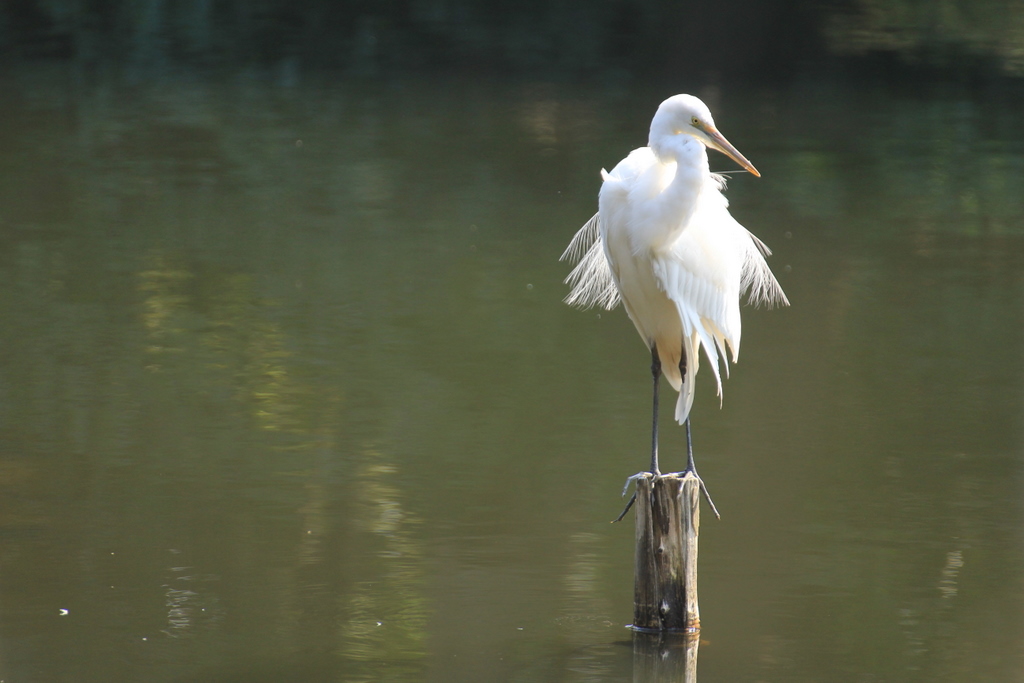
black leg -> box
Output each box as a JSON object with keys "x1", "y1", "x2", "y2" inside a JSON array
[
  {"x1": 612, "y1": 344, "x2": 661, "y2": 523},
  {"x1": 682, "y1": 417, "x2": 720, "y2": 519},
  {"x1": 650, "y1": 345, "x2": 661, "y2": 475},
  {"x1": 615, "y1": 343, "x2": 724, "y2": 522},
  {"x1": 679, "y1": 347, "x2": 720, "y2": 519},
  {"x1": 685, "y1": 417, "x2": 696, "y2": 473}
]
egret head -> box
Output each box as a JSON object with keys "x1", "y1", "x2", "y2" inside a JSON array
[{"x1": 648, "y1": 94, "x2": 760, "y2": 177}]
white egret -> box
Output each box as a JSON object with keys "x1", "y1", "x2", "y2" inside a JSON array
[{"x1": 561, "y1": 94, "x2": 788, "y2": 514}]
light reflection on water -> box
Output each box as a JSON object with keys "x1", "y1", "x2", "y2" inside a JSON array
[{"x1": 0, "y1": 66, "x2": 1021, "y2": 681}]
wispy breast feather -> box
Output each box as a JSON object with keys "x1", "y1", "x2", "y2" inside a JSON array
[
  {"x1": 560, "y1": 213, "x2": 621, "y2": 310},
  {"x1": 742, "y1": 232, "x2": 789, "y2": 309}
]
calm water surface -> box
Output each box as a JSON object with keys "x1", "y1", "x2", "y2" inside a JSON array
[{"x1": 0, "y1": 66, "x2": 1022, "y2": 681}]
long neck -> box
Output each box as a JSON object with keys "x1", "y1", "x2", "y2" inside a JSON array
[
  {"x1": 636, "y1": 139, "x2": 708, "y2": 251},
  {"x1": 661, "y1": 139, "x2": 708, "y2": 206}
]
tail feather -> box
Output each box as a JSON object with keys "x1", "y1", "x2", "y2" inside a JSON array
[{"x1": 674, "y1": 333, "x2": 700, "y2": 424}]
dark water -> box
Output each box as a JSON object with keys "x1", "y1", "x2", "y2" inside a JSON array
[{"x1": 1, "y1": 66, "x2": 1022, "y2": 681}]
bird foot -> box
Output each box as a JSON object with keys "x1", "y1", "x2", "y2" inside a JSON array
[
  {"x1": 611, "y1": 493, "x2": 636, "y2": 523},
  {"x1": 683, "y1": 468, "x2": 721, "y2": 520},
  {"x1": 621, "y1": 471, "x2": 653, "y2": 497},
  {"x1": 611, "y1": 472, "x2": 653, "y2": 523},
  {"x1": 611, "y1": 470, "x2": 720, "y2": 522}
]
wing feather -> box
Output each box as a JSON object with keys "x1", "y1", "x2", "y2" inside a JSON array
[{"x1": 651, "y1": 180, "x2": 788, "y2": 420}]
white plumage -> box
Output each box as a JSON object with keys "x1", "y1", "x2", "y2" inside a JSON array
[{"x1": 562, "y1": 94, "x2": 787, "y2": 432}]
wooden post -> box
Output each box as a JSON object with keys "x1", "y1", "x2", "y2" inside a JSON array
[{"x1": 632, "y1": 471, "x2": 701, "y2": 632}]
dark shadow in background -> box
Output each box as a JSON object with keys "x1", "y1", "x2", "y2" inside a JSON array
[{"x1": 4, "y1": 0, "x2": 1024, "y2": 88}]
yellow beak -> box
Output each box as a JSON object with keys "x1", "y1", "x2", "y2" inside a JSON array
[{"x1": 705, "y1": 127, "x2": 760, "y2": 177}]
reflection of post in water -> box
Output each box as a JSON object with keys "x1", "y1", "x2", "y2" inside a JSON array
[
  {"x1": 632, "y1": 472, "x2": 700, "y2": 632},
  {"x1": 632, "y1": 630, "x2": 699, "y2": 683}
]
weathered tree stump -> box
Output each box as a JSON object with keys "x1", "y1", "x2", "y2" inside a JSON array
[{"x1": 632, "y1": 471, "x2": 701, "y2": 632}]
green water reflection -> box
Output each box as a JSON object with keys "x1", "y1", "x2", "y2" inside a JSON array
[{"x1": 0, "y1": 67, "x2": 1021, "y2": 681}]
